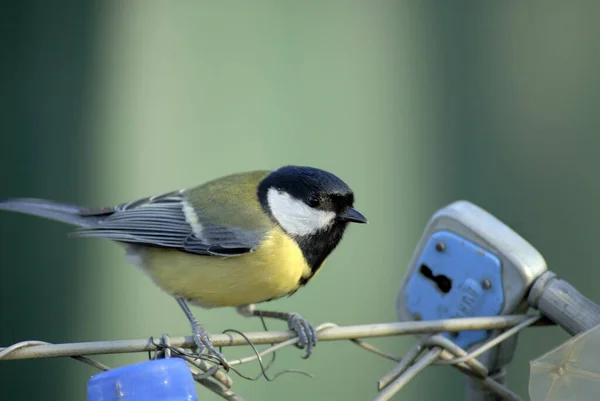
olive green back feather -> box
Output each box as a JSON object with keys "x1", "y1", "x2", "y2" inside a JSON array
[{"x1": 185, "y1": 170, "x2": 272, "y2": 230}]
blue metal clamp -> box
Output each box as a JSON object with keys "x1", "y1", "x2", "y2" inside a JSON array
[{"x1": 403, "y1": 230, "x2": 504, "y2": 349}]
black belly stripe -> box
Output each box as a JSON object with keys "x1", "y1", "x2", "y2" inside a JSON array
[
  {"x1": 298, "y1": 276, "x2": 311, "y2": 287},
  {"x1": 294, "y1": 222, "x2": 347, "y2": 287}
]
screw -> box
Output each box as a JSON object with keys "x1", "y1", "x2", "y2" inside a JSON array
[
  {"x1": 435, "y1": 242, "x2": 446, "y2": 252},
  {"x1": 413, "y1": 312, "x2": 422, "y2": 321},
  {"x1": 482, "y1": 279, "x2": 492, "y2": 290}
]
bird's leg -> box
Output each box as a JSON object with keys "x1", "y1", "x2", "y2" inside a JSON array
[
  {"x1": 176, "y1": 297, "x2": 228, "y2": 368},
  {"x1": 237, "y1": 304, "x2": 318, "y2": 358}
]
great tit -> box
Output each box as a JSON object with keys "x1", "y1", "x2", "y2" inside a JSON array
[{"x1": 0, "y1": 165, "x2": 367, "y2": 364}]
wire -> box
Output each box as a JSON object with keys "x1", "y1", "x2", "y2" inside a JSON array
[
  {"x1": 437, "y1": 315, "x2": 542, "y2": 366},
  {"x1": 0, "y1": 315, "x2": 553, "y2": 401},
  {"x1": 0, "y1": 315, "x2": 542, "y2": 360}
]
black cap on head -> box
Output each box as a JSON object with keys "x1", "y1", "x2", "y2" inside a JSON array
[{"x1": 257, "y1": 165, "x2": 355, "y2": 214}]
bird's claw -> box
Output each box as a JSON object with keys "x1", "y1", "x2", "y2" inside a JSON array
[
  {"x1": 192, "y1": 324, "x2": 229, "y2": 369},
  {"x1": 287, "y1": 313, "x2": 317, "y2": 358}
]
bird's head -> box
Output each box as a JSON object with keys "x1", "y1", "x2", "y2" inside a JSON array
[{"x1": 257, "y1": 165, "x2": 367, "y2": 238}]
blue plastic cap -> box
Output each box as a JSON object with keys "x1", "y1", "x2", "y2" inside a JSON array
[{"x1": 87, "y1": 359, "x2": 198, "y2": 401}]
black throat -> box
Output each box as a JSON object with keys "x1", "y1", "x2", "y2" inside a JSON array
[{"x1": 294, "y1": 221, "x2": 349, "y2": 286}]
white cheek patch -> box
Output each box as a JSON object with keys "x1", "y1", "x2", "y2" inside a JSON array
[{"x1": 267, "y1": 188, "x2": 336, "y2": 236}]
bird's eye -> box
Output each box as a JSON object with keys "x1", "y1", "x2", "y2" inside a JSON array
[{"x1": 307, "y1": 195, "x2": 320, "y2": 207}]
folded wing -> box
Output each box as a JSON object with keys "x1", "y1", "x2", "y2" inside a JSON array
[{"x1": 72, "y1": 190, "x2": 268, "y2": 256}]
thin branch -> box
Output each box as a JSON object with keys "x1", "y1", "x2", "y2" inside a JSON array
[
  {"x1": 0, "y1": 315, "x2": 548, "y2": 361},
  {"x1": 0, "y1": 314, "x2": 552, "y2": 401}
]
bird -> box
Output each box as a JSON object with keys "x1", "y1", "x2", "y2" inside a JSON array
[{"x1": 0, "y1": 165, "x2": 367, "y2": 365}]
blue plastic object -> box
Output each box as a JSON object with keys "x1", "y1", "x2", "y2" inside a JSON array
[
  {"x1": 87, "y1": 359, "x2": 198, "y2": 401},
  {"x1": 403, "y1": 230, "x2": 505, "y2": 349}
]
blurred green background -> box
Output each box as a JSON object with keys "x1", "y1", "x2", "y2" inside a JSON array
[{"x1": 1, "y1": 2, "x2": 599, "y2": 400}]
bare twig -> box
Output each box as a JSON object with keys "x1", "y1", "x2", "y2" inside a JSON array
[
  {"x1": 0, "y1": 315, "x2": 552, "y2": 401},
  {"x1": 0, "y1": 315, "x2": 546, "y2": 361}
]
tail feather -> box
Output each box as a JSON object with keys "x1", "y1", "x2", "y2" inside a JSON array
[{"x1": 0, "y1": 198, "x2": 97, "y2": 228}]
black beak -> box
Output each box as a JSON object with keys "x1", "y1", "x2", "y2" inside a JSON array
[{"x1": 339, "y1": 207, "x2": 368, "y2": 224}]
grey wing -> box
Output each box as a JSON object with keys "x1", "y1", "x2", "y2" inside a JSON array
[{"x1": 72, "y1": 190, "x2": 267, "y2": 256}]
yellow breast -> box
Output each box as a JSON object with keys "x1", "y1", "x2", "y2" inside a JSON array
[{"x1": 137, "y1": 226, "x2": 311, "y2": 307}]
